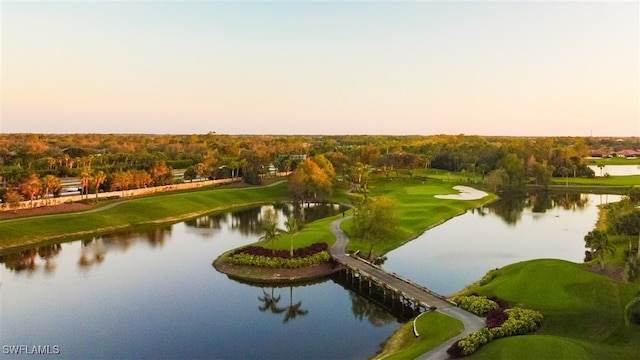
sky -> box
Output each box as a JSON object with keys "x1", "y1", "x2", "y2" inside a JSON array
[{"x1": 1, "y1": 0, "x2": 638, "y2": 136}]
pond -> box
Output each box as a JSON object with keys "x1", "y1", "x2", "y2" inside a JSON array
[
  {"x1": 588, "y1": 164, "x2": 640, "y2": 177},
  {"x1": 0, "y1": 194, "x2": 619, "y2": 359},
  {"x1": 382, "y1": 192, "x2": 622, "y2": 296}
]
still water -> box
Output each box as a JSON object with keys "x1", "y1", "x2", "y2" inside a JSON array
[
  {"x1": 383, "y1": 192, "x2": 621, "y2": 296},
  {"x1": 588, "y1": 164, "x2": 640, "y2": 177},
  {"x1": 0, "y1": 194, "x2": 619, "y2": 359}
]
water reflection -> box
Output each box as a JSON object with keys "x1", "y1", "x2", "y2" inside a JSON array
[
  {"x1": 488, "y1": 192, "x2": 591, "y2": 225},
  {"x1": 256, "y1": 286, "x2": 310, "y2": 324},
  {"x1": 1, "y1": 203, "x2": 346, "y2": 275}
]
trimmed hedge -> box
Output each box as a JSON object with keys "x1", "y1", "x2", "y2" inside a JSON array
[
  {"x1": 226, "y1": 242, "x2": 331, "y2": 268},
  {"x1": 452, "y1": 295, "x2": 500, "y2": 316},
  {"x1": 447, "y1": 307, "x2": 544, "y2": 357}
]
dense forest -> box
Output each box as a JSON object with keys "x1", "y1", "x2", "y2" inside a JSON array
[{"x1": 1, "y1": 133, "x2": 639, "y2": 205}]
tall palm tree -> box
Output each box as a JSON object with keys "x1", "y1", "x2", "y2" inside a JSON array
[
  {"x1": 40, "y1": 174, "x2": 61, "y2": 206},
  {"x1": 282, "y1": 287, "x2": 308, "y2": 324},
  {"x1": 94, "y1": 171, "x2": 106, "y2": 203},
  {"x1": 284, "y1": 217, "x2": 298, "y2": 257},
  {"x1": 80, "y1": 168, "x2": 91, "y2": 200}
]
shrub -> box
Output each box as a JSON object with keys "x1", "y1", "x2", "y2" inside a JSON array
[
  {"x1": 479, "y1": 269, "x2": 498, "y2": 286},
  {"x1": 227, "y1": 251, "x2": 330, "y2": 268},
  {"x1": 451, "y1": 307, "x2": 543, "y2": 357},
  {"x1": 486, "y1": 308, "x2": 508, "y2": 328},
  {"x1": 446, "y1": 341, "x2": 464, "y2": 358},
  {"x1": 453, "y1": 295, "x2": 499, "y2": 316}
]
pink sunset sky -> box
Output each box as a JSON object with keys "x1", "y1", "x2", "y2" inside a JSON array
[{"x1": 1, "y1": 1, "x2": 638, "y2": 136}]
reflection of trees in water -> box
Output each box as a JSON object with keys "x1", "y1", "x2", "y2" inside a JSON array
[
  {"x1": 184, "y1": 214, "x2": 226, "y2": 230},
  {"x1": 488, "y1": 195, "x2": 525, "y2": 225},
  {"x1": 1, "y1": 243, "x2": 62, "y2": 273},
  {"x1": 488, "y1": 192, "x2": 591, "y2": 225},
  {"x1": 79, "y1": 226, "x2": 172, "y2": 269},
  {"x1": 349, "y1": 291, "x2": 396, "y2": 327},
  {"x1": 256, "y1": 286, "x2": 308, "y2": 324},
  {"x1": 1, "y1": 249, "x2": 38, "y2": 272},
  {"x1": 231, "y1": 207, "x2": 264, "y2": 236}
]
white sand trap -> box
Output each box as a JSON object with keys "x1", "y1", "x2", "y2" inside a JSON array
[{"x1": 434, "y1": 185, "x2": 488, "y2": 200}]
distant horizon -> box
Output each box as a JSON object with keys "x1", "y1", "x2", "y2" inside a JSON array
[
  {"x1": 2, "y1": 1, "x2": 638, "y2": 136},
  {"x1": 0, "y1": 131, "x2": 638, "y2": 139}
]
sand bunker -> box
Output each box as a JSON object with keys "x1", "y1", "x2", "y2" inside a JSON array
[{"x1": 434, "y1": 185, "x2": 488, "y2": 200}]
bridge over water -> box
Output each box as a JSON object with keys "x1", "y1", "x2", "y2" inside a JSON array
[{"x1": 329, "y1": 217, "x2": 485, "y2": 360}]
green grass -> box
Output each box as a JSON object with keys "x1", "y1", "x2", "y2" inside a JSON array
[
  {"x1": 341, "y1": 177, "x2": 497, "y2": 256},
  {"x1": 462, "y1": 259, "x2": 640, "y2": 359},
  {"x1": 553, "y1": 175, "x2": 640, "y2": 187},
  {"x1": 0, "y1": 182, "x2": 290, "y2": 251},
  {"x1": 586, "y1": 158, "x2": 640, "y2": 165},
  {"x1": 259, "y1": 212, "x2": 347, "y2": 251},
  {"x1": 470, "y1": 335, "x2": 594, "y2": 360},
  {"x1": 374, "y1": 311, "x2": 463, "y2": 360}
]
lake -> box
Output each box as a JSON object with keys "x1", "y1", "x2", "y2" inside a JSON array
[
  {"x1": 588, "y1": 164, "x2": 640, "y2": 177},
  {"x1": 0, "y1": 194, "x2": 619, "y2": 359}
]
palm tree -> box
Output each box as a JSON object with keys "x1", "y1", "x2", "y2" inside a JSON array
[
  {"x1": 40, "y1": 174, "x2": 61, "y2": 206},
  {"x1": 94, "y1": 171, "x2": 106, "y2": 203},
  {"x1": 282, "y1": 287, "x2": 308, "y2": 324},
  {"x1": 80, "y1": 168, "x2": 91, "y2": 200},
  {"x1": 284, "y1": 217, "x2": 298, "y2": 257},
  {"x1": 585, "y1": 230, "x2": 616, "y2": 270}
]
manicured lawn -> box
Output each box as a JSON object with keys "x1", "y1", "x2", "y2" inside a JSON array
[
  {"x1": 463, "y1": 259, "x2": 640, "y2": 359},
  {"x1": 341, "y1": 177, "x2": 497, "y2": 256},
  {"x1": 0, "y1": 182, "x2": 290, "y2": 251},
  {"x1": 553, "y1": 175, "x2": 640, "y2": 187},
  {"x1": 374, "y1": 311, "x2": 463, "y2": 360},
  {"x1": 260, "y1": 212, "x2": 347, "y2": 251},
  {"x1": 586, "y1": 158, "x2": 640, "y2": 165}
]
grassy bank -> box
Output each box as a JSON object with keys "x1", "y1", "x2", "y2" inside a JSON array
[
  {"x1": 459, "y1": 259, "x2": 640, "y2": 359},
  {"x1": 341, "y1": 177, "x2": 497, "y2": 256},
  {"x1": 0, "y1": 182, "x2": 289, "y2": 251}
]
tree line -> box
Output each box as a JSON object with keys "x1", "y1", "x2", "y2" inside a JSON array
[{"x1": 1, "y1": 133, "x2": 638, "y2": 207}]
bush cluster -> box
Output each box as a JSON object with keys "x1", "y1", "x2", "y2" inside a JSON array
[
  {"x1": 452, "y1": 295, "x2": 500, "y2": 316},
  {"x1": 231, "y1": 242, "x2": 328, "y2": 259},
  {"x1": 485, "y1": 308, "x2": 508, "y2": 328},
  {"x1": 228, "y1": 251, "x2": 331, "y2": 268},
  {"x1": 447, "y1": 307, "x2": 543, "y2": 358},
  {"x1": 226, "y1": 242, "x2": 331, "y2": 268}
]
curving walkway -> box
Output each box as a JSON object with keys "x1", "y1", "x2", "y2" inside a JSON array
[{"x1": 328, "y1": 216, "x2": 485, "y2": 360}]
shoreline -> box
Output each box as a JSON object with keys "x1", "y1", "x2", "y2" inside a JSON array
[{"x1": 212, "y1": 256, "x2": 342, "y2": 283}]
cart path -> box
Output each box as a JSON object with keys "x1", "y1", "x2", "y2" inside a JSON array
[{"x1": 328, "y1": 216, "x2": 485, "y2": 360}]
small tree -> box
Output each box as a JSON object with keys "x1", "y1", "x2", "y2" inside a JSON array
[
  {"x1": 352, "y1": 196, "x2": 399, "y2": 260},
  {"x1": 4, "y1": 190, "x2": 22, "y2": 213},
  {"x1": 259, "y1": 208, "x2": 280, "y2": 242}
]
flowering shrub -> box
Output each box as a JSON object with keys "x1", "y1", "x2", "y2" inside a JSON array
[
  {"x1": 231, "y1": 242, "x2": 328, "y2": 259},
  {"x1": 453, "y1": 295, "x2": 499, "y2": 316},
  {"x1": 447, "y1": 307, "x2": 543, "y2": 357},
  {"x1": 228, "y1": 251, "x2": 330, "y2": 268},
  {"x1": 226, "y1": 243, "x2": 331, "y2": 268}
]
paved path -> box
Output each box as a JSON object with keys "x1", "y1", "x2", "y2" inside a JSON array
[{"x1": 329, "y1": 216, "x2": 485, "y2": 360}]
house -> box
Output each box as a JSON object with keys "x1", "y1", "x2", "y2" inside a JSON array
[{"x1": 614, "y1": 149, "x2": 640, "y2": 158}]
